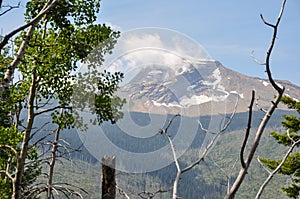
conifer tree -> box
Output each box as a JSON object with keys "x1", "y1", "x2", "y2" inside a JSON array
[{"x1": 260, "y1": 96, "x2": 300, "y2": 198}]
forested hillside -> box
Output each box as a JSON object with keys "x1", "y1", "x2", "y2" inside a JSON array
[{"x1": 38, "y1": 110, "x2": 292, "y2": 198}]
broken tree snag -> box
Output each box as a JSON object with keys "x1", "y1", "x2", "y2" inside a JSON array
[{"x1": 102, "y1": 155, "x2": 116, "y2": 199}]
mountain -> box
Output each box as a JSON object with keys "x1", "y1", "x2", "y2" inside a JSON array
[{"x1": 117, "y1": 60, "x2": 300, "y2": 116}]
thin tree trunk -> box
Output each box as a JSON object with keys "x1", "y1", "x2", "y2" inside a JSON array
[
  {"x1": 12, "y1": 68, "x2": 37, "y2": 199},
  {"x1": 47, "y1": 125, "x2": 61, "y2": 199}
]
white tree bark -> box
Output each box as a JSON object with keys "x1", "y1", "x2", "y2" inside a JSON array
[
  {"x1": 13, "y1": 66, "x2": 37, "y2": 199},
  {"x1": 161, "y1": 99, "x2": 238, "y2": 199}
]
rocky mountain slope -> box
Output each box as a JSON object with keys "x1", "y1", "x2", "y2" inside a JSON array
[{"x1": 117, "y1": 60, "x2": 300, "y2": 116}]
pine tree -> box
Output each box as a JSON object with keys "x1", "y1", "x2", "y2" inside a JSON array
[{"x1": 260, "y1": 95, "x2": 300, "y2": 198}]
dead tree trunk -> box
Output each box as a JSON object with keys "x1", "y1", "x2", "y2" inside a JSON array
[{"x1": 102, "y1": 156, "x2": 116, "y2": 199}]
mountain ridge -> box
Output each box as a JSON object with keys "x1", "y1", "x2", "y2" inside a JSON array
[{"x1": 117, "y1": 60, "x2": 300, "y2": 117}]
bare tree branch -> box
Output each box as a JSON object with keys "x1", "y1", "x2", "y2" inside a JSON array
[
  {"x1": 34, "y1": 106, "x2": 72, "y2": 116},
  {"x1": 183, "y1": 97, "x2": 238, "y2": 173},
  {"x1": 251, "y1": 50, "x2": 266, "y2": 66},
  {"x1": 240, "y1": 90, "x2": 255, "y2": 168},
  {"x1": 255, "y1": 96, "x2": 268, "y2": 114},
  {"x1": 0, "y1": 2, "x2": 21, "y2": 16},
  {"x1": 208, "y1": 155, "x2": 239, "y2": 194},
  {"x1": 0, "y1": 169, "x2": 13, "y2": 182},
  {"x1": 160, "y1": 114, "x2": 181, "y2": 199},
  {"x1": 260, "y1": 0, "x2": 286, "y2": 93},
  {"x1": 225, "y1": 1, "x2": 286, "y2": 198},
  {"x1": 46, "y1": 123, "x2": 61, "y2": 199},
  {"x1": 257, "y1": 156, "x2": 272, "y2": 174},
  {"x1": 116, "y1": 185, "x2": 131, "y2": 199},
  {"x1": 138, "y1": 189, "x2": 168, "y2": 199},
  {"x1": 0, "y1": 144, "x2": 18, "y2": 156},
  {"x1": 161, "y1": 97, "x2": 238, "y2": 199}
]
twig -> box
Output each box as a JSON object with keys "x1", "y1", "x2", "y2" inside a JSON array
[
  {"x1": 251, "y1": 50, "x2": 266, "y2": 66},
  {"x1": 34, "y1": 106, "x2": 72, "y2": 116},
  {"x1": 260, "y1": 0, "x2": 286, "y2": 93},
  {"x1": 116, "y1": 185, "x2": 131, "y2": 199},
  {"x1": 0, "y1": 2, "x2": 21, "y2": 16},
  {"x1": 138, "y1": 189, "x2": 168, "y2": 199},
  {"x1": 257, "y1": 156, "x2": 272, "y2": 175}
]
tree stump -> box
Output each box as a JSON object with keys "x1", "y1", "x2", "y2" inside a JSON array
[{"x1": 102, "y1": 156, "x2": 116, "y2": 199}]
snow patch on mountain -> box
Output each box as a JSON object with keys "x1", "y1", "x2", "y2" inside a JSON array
[
  {"x1": 260, "y1": 80, "x2": 270, "y2": 86},
  {"x1": 230, "y1": 91, "x2": 244, "y2": 99},
  {"x1": 174, "y1": 62, "x2": 193, "y2": 76},
  {"x1": 148, "y1": 70, "x2": 163, "y2": 75},
  {"x1": 152, "y1": 100, "x2": 182, "y2": 107},
  {"x1": 180, "y1": 95, "x2": 211, "y2": 106},
  {"x1": 179, "y1": 93, "x2": 228, "y2": 107},
  {"x1": 202, "y1": 68, "x2": 222, "y2": 89}
]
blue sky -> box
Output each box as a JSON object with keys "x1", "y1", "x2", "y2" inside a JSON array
[
  {"x1": 97, "y1": 0, "x2": 300, "y2": 85},
  {"x1": 1, "y1": 0, "x2": 299, "y2": 85}
]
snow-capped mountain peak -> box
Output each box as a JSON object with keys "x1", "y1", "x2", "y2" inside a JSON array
[{"x1": 117, "y1": 60, "x2": 300, "y2": 116}]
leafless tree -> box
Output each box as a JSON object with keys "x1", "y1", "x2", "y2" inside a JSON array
[
  {"x1": 22, "y1": 116, "x2": 88, "y2": 199},
  {"x1": 160, "y1": 97, "x2": 238, "y2": 199},
  {"x1": 224, "y1": 0, "x2": 286, "y2": 198}
]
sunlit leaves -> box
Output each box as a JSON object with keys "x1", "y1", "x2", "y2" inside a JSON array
[{"x1": 25, "y1": 0, "x2": 101, "y2": 28}]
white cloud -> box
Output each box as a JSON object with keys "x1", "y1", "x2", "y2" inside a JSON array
[
  {"x1": 103, "y1": 28, "x2": 212, "y2": 83},
  {"x1": 120, "y1": 33, "x2": 164, "y2": 51}
]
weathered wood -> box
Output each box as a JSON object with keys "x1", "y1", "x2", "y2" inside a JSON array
[{"x1": 102, "y1": 156, "x2": 116, "y2": 199}]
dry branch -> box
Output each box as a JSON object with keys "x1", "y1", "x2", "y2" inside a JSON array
[
  {"x1": 161, "y1": 98, "x2": 238, "y2": 199},
  {"x1": 0, "y1": 2, "x2": 21, "y2": 16},
  {"x1": 240, "y1": 90, "x2": 255, "y2": 168},
  {"x1": 224, "y1": 1, "x2": 286, "y2": 198}
]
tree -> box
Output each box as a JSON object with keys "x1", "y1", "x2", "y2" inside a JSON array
[
  {"x1": 160, "y1": 102, "x2": 237, "y2": 199},
  {"x1": 224, "y1": 0, "x2": 286, "y2": 198},
  {"x1": 0, "y1": 0, "x2": 125, "y2": 198},
  {"x1": 259, "y1": 96, "x2": 300, "y2": 198}
]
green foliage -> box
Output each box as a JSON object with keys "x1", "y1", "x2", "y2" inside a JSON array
[
  {"x1": 0, "y1": 41, "x2": 14, "y2": 127},
  {"x1": 0, "y1": 126, "x2": 21, "y2": 198},
  {"x1": 260, "y1": 96, "x2": 300, "y2": 198},
  {"x1": 283, "y1": 184, "x2": 300, "y2": 199},
  {"x1": 25, "y1": 0, "x2": 101, "y2": 28},
  {"x1": 94, "y1": 71, "x2": 126, "y2": 124},
  {"x1": 0, "y1": 126, "x2": 41, "y2": 198},
  {"x1": 1, "y1": 0, "x2": 124, "y2": 197}
]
